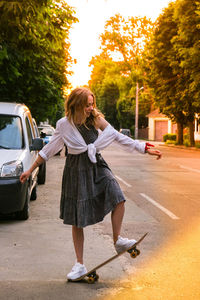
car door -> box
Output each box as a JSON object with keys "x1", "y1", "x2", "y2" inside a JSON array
[{"x1": 24, "y1": 114, "x2": 38, "y2": 184}]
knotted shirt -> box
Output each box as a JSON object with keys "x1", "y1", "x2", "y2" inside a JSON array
[{"x1": 39, "y1": 117, "x2": 146, "y2": 163}]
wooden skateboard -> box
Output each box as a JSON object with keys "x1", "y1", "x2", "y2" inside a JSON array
[{"x1": 68, "y1": 232, "x2": 148, "y2": 284}]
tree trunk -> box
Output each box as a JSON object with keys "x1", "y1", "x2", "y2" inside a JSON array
[
  {"x1": 177, "y1": 122, "x2": 183, "y2": 145},
  {"x1": 188, "y1": 120, "x2": 195, "y2": 147}
]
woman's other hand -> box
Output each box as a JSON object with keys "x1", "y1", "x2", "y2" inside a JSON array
[{"x1": 20, "y1": 170, "x2": 31, "y2": 184}]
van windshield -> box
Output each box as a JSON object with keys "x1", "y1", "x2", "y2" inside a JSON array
[{"x1": 0, "y1": 115, "x2": 24, "y2": 149}]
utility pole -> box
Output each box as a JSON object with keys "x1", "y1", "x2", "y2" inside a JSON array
[
  {"x1": 135, "y1": 83, "x2": 143, "y2": 140},
  {"x1": 135, "y1": 82, "x2": 139, "y2": 139}
]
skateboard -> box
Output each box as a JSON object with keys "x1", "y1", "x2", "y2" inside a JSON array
[{"x1": 68, "y1": 232, "x2": 148, "y2": 284}]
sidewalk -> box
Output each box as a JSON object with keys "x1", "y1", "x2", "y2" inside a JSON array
[
  {"x1": 159, "y1": 143, "x2": 200, "y2": 151},
  {"x1": 140, "y1": 139, "x2": 200, "y2": 151},
  {"x1": 0, "y1": 153, "x2": 156, "y2": 300}
]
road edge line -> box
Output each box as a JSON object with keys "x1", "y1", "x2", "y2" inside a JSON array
[{"x1": 140, "y1": 193, "x2": 180, "y2": 220}]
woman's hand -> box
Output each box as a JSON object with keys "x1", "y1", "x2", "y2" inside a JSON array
[
  {"x1": 147, "y1": 148, "x2": 162, "y2": 160},
  {"x1": 146, "y1": 143, "x2": 162, "y2": 160},
  {"x1": 20, "y1": 170, "x2": 31, "y2": 184}
]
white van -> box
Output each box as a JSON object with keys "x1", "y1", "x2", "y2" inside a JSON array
[{"x1": 0, "y1": 102, "x2": 44, "y2": 220}]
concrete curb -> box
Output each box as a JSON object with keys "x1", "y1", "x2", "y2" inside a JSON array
[{"x1": 159, "y1": 143, "x2": 200, "y2": 151}]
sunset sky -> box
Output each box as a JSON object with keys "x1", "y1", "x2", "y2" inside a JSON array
[{"x1": 66, "y1": 0, "x2": 175, "y2": 89}]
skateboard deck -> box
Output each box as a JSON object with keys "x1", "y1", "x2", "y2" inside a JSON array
[{"x1": 68, "y1": 232, "x2": 148, "y2": 283}]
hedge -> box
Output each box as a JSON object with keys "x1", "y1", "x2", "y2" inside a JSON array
[{"x1": 163, "y1": 134, "x2": 176, "y2": 142}]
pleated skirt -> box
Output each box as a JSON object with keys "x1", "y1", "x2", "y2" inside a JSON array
[{"x1": 60, "y1": 152, "x2": 125, "y2": 228}]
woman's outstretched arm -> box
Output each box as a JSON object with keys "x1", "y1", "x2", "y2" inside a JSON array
[
  {"x1": 20, "y1": 155, "x2": 45, "y2": 184},
  {"x1": 96, "y1": 117, "x2": 162, "y2": 160}
]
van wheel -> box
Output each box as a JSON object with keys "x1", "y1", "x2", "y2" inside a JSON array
[
  {"x1": 38, "y1": 162, "x2": 46, "y2": 185},
  {"x1": 30, "y1": 184, "x2": 37, "y2": 201},
  {"x1": 16, "y1": 187, "x2": 30, "y2": 220}
]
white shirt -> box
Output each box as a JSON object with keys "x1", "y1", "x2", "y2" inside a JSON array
[{"x1": 39, "y1": 117, "x2": 146, "y2": 163}]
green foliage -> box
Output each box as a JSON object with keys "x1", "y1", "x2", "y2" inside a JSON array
[
  {"x1": 163, "y1": 133, "x2": 176, "y2": 142},
  {"x1": 89, "y1": 57, "x2": 121, "y2": 127},
  {"x1": 173, "y1": 0, "x2": 200, "y2": 106},
  {"x1": 98, "y1": 80, "x2": 120, "y2": 128},
  {"x1": 142, "y1": 0, "x2": 200, "y2": 145},
  {"x1": 195, "y1": 142, "x2": 200, "y2": 149},
  {"x1": 165, "y1": 140, "x2": 177, "y2": 145},
  {"x1": 142, "y1": 2, "x2": 185, "y2": 124},
  {"x1": 164, "y1": 133, "x2": 198, "y2": 147},
  {"x1": 117, "y1": 97, "x2": 134, "y2": 130},
  {"x1": 100, "y1": 14, "x2": 154, "y2": 68},
  {"x1": 183, "y1": 139, "x2": 190, "y2": 147},
  {"x1": 89, "y1": 15, "x2": 153, "y2": 129},
  {"x1": 0, "y1": 0, "x2": 77, "y2": 123}
]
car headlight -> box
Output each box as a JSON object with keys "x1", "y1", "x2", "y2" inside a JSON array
[{"x1": 0, "y1": 160, "x2": 23, "y2": 177}]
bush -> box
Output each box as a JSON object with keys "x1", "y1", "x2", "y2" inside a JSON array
[
  {"x1": 163, "y1": 134, "x2": 176, "y2": 142},
  {"x1": 165, "y1": 140, "x2": 177, "y2": 145},
  {"x1": 183, "y1": 139, "x2": 190, "y2": 147},
  {"x1": 195, "y1": 142, "x2": 200, "y2": 149}
]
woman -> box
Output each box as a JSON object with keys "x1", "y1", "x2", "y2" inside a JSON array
[{"x1": 20, "y1": 87, "x2": 162, "y2": 280}]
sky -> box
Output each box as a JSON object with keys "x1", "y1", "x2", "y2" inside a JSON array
[{"x1": 66, "y1": 0, "x2": 174, "y2": 89}]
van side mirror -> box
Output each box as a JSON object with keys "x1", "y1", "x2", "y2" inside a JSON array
[{"x1": 30, "y1": 138, "x2": 44, "y2": 151}]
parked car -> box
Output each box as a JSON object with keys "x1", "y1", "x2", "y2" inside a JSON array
[
  {"x1": 0, "y1": 102, "x2": 45, "y2": 220},
  {"x1": 119, "y1": 128, "x2": 131, "y2": 137},
  {"x1": 38, "y1": 125, "x2": 55, "y2": 145},
  {"x1": 38, "y1": 125, "x2": 62, "y2": 155}
]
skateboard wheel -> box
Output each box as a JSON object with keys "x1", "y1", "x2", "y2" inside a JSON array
[
  {"x1": 94, "y1": 274, "x2": 99, "y2": 281},
  {"x1": 87, "y1": 277, "x2": 95, "y2": 284},
  {"x1": 130, "y1": 250, "x2": 137, "y2": 258},
  {"x1": 136, "y1": 249, "x2": 140, "y2": 256}
]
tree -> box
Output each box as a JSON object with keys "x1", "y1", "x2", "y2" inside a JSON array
[
  {"x1": 100, "y1": 14, "x2": 154, "y2": 68},
  {"x1": 142, "y1": 0, "x2": 200, "y2": 145},
  {"x1": 117, "y1": 97, "x2": 134, "y2": 131},
  {"x1": 0, "y1": 0, "x2": 77, "y2": 124},
  {"x1": 172, "y1": 0, "x2": 200, "y2": 146},
  {"x1": 89, "y1": 55, "x2": 121, "y2": 127},
  {"x1": 142, "y1": 1, "x2": 186, "y2": 144},
  {"x1": 99, "y1": 80, "x2": 120, "y2": 128},
  {"x1": 89, "y1": 14, "x2": 154, "y2": 130}
]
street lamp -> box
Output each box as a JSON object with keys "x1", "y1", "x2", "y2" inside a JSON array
[{"x1": 135, "y1": 82, "x2": 143, "y2": 139}]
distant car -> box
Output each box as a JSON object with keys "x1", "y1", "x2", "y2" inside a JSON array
[
  {"x1": 38, "y1": 126, "x2": 55, "y2": 145},
  {"x1": 0, "y1": 102, "x2": 45, "y2": 220},
  {"x1": 38, "y1": 125, "x2": 62, "y2": 155},
  {"x1": 119, "y1": 129, "x2": 131, "y2": 137}
]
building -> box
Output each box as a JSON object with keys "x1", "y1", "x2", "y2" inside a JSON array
[{"x1": 147, "y1": 109, "x2": 200, "y2": 141}]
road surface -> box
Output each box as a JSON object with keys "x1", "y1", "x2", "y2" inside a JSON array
[{"x1": 0, "y1": 144, "x2": 200, "y2": 299}]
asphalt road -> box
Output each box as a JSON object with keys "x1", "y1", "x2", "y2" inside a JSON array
[
  {"x1": 101, "y1": 144, "x2": 200, "y2": 300},
  {"x1": 0, "y1": 144, "x2": 200, "y2": 299},
  {"x1": 103, "y1": 144, "x2": 200, "y2": 230}
]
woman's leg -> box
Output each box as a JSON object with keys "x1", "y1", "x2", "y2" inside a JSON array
[
  {"x1": 111, "y1": 201, "x2": 125, "y2": 244},
  {"x1": 72, "y1": 225, "x2": 84, "y2": 264}
]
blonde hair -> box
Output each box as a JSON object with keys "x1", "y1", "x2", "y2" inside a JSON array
[{"x1": 65, "y1": 87, "x2": 104, "y2": 126}]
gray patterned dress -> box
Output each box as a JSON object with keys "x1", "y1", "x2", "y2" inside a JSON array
[{"x1": 60, "y1": 123, "x2": 125, "y2": 228}]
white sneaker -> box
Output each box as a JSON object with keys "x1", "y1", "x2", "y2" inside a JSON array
[
  {"x1": 115, "y1": 236, "x2": 137, "y2": 254},
  {"x1": 67, "y1": 262, "x2": 87, "y2": 280}
]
